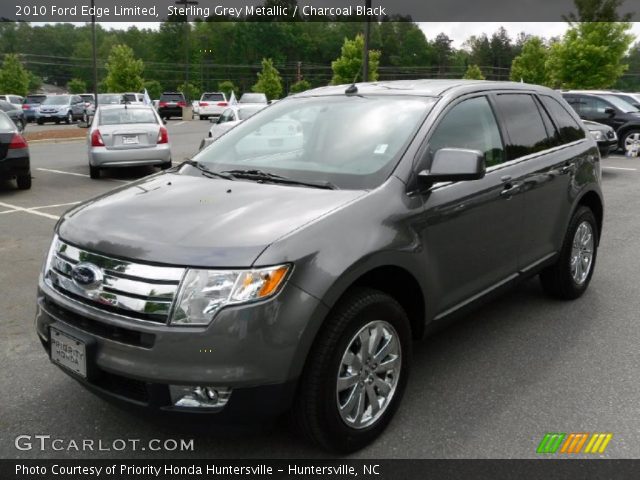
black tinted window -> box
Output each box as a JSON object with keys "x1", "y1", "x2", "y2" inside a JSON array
[
  {"x1": 494, "y1": 94, "x2": 552, "y2": 160},
  {"x1": 539, "y1": 96, "x2": 585, "y2": 143},
  {"x1": 429, "y1": 96, "x2": 504, "y2": 167},
  {"x1": 161, "y1": 94, "x2": 184, "y2": 102},
  {"x1": 25, "y1": 95, "x2": 46, "y2": 104}
]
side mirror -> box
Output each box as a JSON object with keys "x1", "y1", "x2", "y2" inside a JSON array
[
  {"x1": 418, "y1": 148, "x2": 485, "y2": 184},
  {"x1": 199, "y1": 137, "x2": 215, "y2": 151},
  {"x1": 604, "y1": 107, "x2": 616, "y2": 115}
]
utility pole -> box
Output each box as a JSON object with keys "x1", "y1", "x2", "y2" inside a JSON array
[
  {"x1": 362, "y1": 0, "x2": 371, "y2": 82},
  {"x1": 174, "y1": 0, "x2": 198, "y2": 101},
  {"x1": 91, "y1": 0, "x2": 98, "y2": 111},
  {"x1": 296, "y1": 61, "x2": 302, "y2": 83}
]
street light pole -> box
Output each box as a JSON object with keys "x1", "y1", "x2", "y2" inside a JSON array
[
  {"x1": 91, "y1": 0, "x2": 98, "y2": 110},
  {"x1": 362, "y1": 0, "x2": 371, "y2": 82},
  {"x1": 174, "y1": 0, "x2": 199, "y2": 102}
]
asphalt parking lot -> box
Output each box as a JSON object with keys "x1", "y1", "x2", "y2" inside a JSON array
[{"x1": 1, "y1": 125, "x2": 640, "y2": 459}]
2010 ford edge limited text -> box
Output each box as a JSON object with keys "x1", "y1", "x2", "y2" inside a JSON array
[{"x1": 36, "y1": 80, "x2": 603, "y2": 452}]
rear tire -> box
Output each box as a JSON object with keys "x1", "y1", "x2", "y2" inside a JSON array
[
  {"x1": 540, "y1": 206, "x2": 598, "y2": 300},
  {"x1": 89, "y1": 165, "x2": 100, "y2": 179},
  {"x1": 200, "y1": 115, "x2": 208, "y2": 121},
  {"x1": 37, "y1": 119, "x2": 44, "y2": 125},
  {"x1": 65, "y1": 112, "x2": 73, "y2": 124},
  {"x1": 292, "y1": 287, "x2": 411, "y2": 453},
  {"x1": 621, "y1": 129, "x2": 640, "y2": 154},
  {"x1": 16, "y1": 174, "x2": 31, "y2": 190},
  {"x1": 160, "y1": 161, "x2": 172, "y2": 170}
]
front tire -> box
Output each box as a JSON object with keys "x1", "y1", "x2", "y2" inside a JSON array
[
  {"x1": 293, "y1": 288, "x2": 411, "y2": 453},
  {"x1": 65, "y1": 112, "x2": 73, "y2": 124},
  {"x1": 540, "y1": 206, "x2": 598, "y2": 299}
]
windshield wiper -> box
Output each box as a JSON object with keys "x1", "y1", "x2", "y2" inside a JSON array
[
  {"x1": 221, "y1": 169, "x2": 338, "y2": 190},
  {"x1": 182, "y1": 160, "x2": 235, "y2": 181}
]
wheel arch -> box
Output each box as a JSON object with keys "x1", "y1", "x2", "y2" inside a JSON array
[{"x1": 575, "y1": 189, "x2": 603, "y2": 243}]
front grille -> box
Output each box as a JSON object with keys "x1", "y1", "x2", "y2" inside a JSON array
[
  {"x1": 45, "y1": 239, "x2": 184, "y2": 324},
  {"x1": 44, "y1": 297, "x2": 155, "y2": 348}
]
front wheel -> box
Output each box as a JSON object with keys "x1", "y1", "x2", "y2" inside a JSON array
[
  {"x1": 292, "y1": 288, "x2": 411, "y2": 453},
  {"x1": 540, "y1": 206, "x2": 598, "y2": 299},
  {"x1": 65, "y1": 112, "x2": 73, "y2": 124},
  {"x1": 621, "y1": 129, "x2": 640, "y2": 154}
]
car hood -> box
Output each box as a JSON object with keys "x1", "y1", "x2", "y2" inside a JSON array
[{"x1": 58, "y1": 169, "x2": 366, "y2": 267}]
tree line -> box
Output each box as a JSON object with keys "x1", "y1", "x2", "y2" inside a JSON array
[{"x1": 0, "y1": 2, "x2": 637, "y2": 99}]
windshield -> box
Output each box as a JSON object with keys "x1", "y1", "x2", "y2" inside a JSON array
[
  {"x1": 600, "y1": 95, "x2": 639, "y2": 113},
  {"x1": 194, "y1": 95, "x2": 434, "y2": 190},
  {"x1": 99, "y1": 108, "x2": 157, "y2": 125},
  {"x1": 24, "y1": 95, "x2": 46, "y2": 104},
  {"x1": 42, "y1": 96, "x2": 70, "y2": 105},
  {"x1": 239, "y1": 93, "x2": 267, "y2": 104},
  {"x1": 98, "y1": 94, "x2": 122, "y2": 105}
]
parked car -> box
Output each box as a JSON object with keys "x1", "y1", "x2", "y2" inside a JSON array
[
  {"x1": 0, "y1": 94, "x2": 24, "y2": 106},
  {"x1": 604, "y1": 92, "x2": 640, "y2": 110},
  {"x1": 0, "y1": 100, "x2": 26, "y2": 132},
  {"x1": 22, "y1": 94, "x2": 47, "y2": 123},
  {"x1": 87, "y1": 104, "x2": 171, "y2": 179},
  {"x1": 36, "y1": 95, "x2": 86, "y2": 125},
  {"x1": 562, "y1": 91, "x2": 640, "y2": 151},
  {"x1": 122, "y1": 92, "x2": 145, "y2": 105},
  {"x1": 0, "y1": 110, "x2": 30, "y2": 189},
  {"x1": 196, "y1": 92, "x2": 228, "y2": 120},
  {"x1": 583, "y1": 120, "x2": 617, "y2": 157},
  {"x1": 238, "y1": 92, "x2": 268, "y2": 104},
  {"x1": 36, "y1": 80, "x2": 603, "y2": 453},
  {"x1": 208, "y1": 104, "x2": 265, "y2": 137},
  {"x1": 97, "y1": 93, "x2": 124, "y2": 106},
  {"x1": 157, "y1": 92, "x2": 186, "y2": 120}
]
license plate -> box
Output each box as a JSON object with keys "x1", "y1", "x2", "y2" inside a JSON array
[
  {"x1": 122, "y1": 136, "x2": 139, "y2": 145},
  {"x1": 50, "y1": 328, "x2": 87, "y2": 378}
]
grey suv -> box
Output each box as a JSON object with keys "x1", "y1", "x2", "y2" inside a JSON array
[{"x1": 36, "y1": 80, "x2": 603, "y2": 452}]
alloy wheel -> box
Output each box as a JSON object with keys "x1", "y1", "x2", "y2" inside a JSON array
[{"x1": 570, "y1": 221, "x2": 594, "y2": 285}]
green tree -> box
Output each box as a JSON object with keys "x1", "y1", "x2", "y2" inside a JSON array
[
  {"x1": 104, "y1": 44, "x2": 145, "y2": 92},
  {"x1": 178, "y1": 81, "x2": 199, "y2": 102},
  {"x1": 510, "y1": 37, "x2": 549, "y2": 85},
  {"x1": 218, "y1": 80, "x2": 238, "y2": 100},
  {"x1": 289, "y1": 79, "x2": 311, "y2": 94},
  {"x1": 0, "y1": 54, "x2": 30, "y2": 96},
  {"x1": 67, "y1": 78, "x2": 87, "y2": 94},
  {"x1": 331, "y1": 34, "x2": 380, "y2": 84},
  {"x1": 546, "y1": 21, "x2": 634, "y2": 88},
  {"x1": 463, "y1": 64, "x2": 485, "y2": 80},
  {"x1": 252, "y1": 58, "x2": 283, "y2": 100},
  {"x1": 27, "y1": 72, "x2": 42, "y2": 93},
  {"x1": 143, "y1": 80, "x2": 162, "y2": 100}
]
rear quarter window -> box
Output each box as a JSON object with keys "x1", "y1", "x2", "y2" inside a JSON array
[{"x1": 539, "y1": 96, "x2": 586, "y2": 144}]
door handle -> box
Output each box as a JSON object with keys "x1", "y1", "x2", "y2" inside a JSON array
[{"x1": 500, "y1": 182, "x2": 522, "y2": 198}]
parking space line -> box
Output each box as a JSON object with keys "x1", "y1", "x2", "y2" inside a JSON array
[
  {"x1": 36, "y1": 167, "x2": 130, "y2": 183},
  {"x1": 603, "y1": 166, "x2": 637, "y2": 171},
  {"x1": 173, "y1": 121, "x2": 185, "y2": 126},
  {"x1": 30, "y1": 201, "x2": 81, "y2": 210},
  {"x1": 0, "y1": 201, "x2": 59, "y2": 220},
  {"x1": 0, "y1": 209, "x2": 20, "y2": 215}
]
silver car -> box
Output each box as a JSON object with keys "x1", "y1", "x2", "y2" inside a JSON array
[{"x1": 88, "y1": 104, "x2": 172, "y2": 179}]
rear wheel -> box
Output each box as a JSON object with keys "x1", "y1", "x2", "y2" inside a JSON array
[
  {"x1": 89, "y1": 165, "x2": 100, "y2": 179},
  {"x1": 160, "y1": 161, "x2": 172, "y2": 170},
  {"x1": 540, "y1": 206, "x2": 598, "y2": 299},
  {"x1": 16, "y1": 174, "x2": 32, "y2": 190},
  {"x1": 293, "y1": 288, "x2": 411, "y2": 453},
  {"x1": 200, "y1": 115, "x2": 208, "y2": 121}
]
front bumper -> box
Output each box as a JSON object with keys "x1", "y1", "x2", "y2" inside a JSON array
[
  {"x1": 89, "y1": 144, "x2": 171, "y2": 167},
  {"x1": 37, "y1": 111, "x2": 67, "y2": 120},
  {"x1": 597, "y1": 139, "x2": 618, "y2": 157},
  {"x1": 35, "y1": 277, "x2": 327, "y2": 416}
]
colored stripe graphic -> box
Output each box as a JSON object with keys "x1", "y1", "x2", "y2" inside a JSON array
[
  {"x1": 538, "y1": 433, "x2": 613, "y2": 454},
  {"x1": 537, "y1": 433, "x2": 566, "y2": 453},
  {"x1": 584, "y1": 433, "x2": 613, "y2": 454}
]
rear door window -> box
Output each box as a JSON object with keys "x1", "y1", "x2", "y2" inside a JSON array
[
  {"x1": 494, "y1": 94, "x2": 553, "y2": 160},
  {"x1": 428, "y1": 96, "x2": 505, "y2": 167},
  {"x1": 539, "y1": 95, "x2": 586, "y2": 144}
]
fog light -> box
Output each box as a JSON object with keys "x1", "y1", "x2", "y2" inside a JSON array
[{"x1": 169, "y1": 385, "x2": 232, "y2": 409}]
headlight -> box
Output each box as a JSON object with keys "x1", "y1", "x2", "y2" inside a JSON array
[
  {"x1": 589, "y1": 130, "x2": 604, "y2": 141},
  {"x1": 43, "y1": 234, "x2": 60, "y2": 275},
  {"x1": 170, "y1": 265, "x2": 290, "y2": 325}
]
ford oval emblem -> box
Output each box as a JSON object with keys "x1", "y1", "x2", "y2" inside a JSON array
[{"x1": 71, "y1": 262, "x2": 103, "y2": 290}]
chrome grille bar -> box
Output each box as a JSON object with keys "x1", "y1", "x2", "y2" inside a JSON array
[{"x1": 45, "y1": 239, "x2": 184, "y2": 324}]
